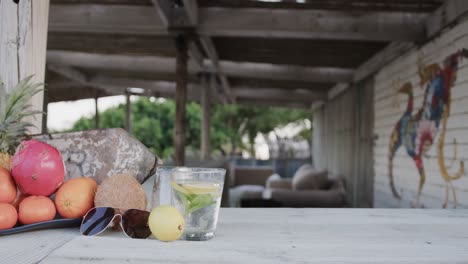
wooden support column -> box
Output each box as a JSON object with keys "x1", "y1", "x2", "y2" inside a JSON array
[
  {"x1": 201, "y1": 74, "x2": 212, "y2": 160},
  {"x1": 0, "y1": 0, "x2": 50, "y2": 134},
  {"x1": 41, "y1": 82, "x2": 48, "y2": 134},
  {"x1": 125, "y1": 93, "x2": 132, "y2": 133},
  {"x1": 174, "y1": 35, "x2": 188, "y2": 166},
  {"x1": 95, "y1": 97, "x2": 100, "y2": 129}
]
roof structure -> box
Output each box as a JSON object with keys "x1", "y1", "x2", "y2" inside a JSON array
[{"x1": 46, "y1": 0, "x2": 445, "y2": 108}]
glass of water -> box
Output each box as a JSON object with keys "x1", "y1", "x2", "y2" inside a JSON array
[
  {"x1": 170, "y1": 167, "x2": 225, "y2": 241},
  {"x1": 151, "y1": 166, "x2": 174, "y2": 208}
]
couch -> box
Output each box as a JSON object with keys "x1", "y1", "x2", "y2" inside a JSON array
[
  {"x1": 228, "y1": 166, "x2": 274, "y2": 207},
  {"x1": 230, "y1": 166, "x2": 274, "y2": 187},
  {"x1": 237, "y1": 164, "x2": 346, "y2": 208},
  {"x1": 263, "y1": 177, "x2": 346, "y2": 207}
]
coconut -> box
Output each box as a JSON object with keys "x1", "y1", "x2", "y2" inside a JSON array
[{"x1": 94, "y1": 173, "x2": 147, "y2": 211}]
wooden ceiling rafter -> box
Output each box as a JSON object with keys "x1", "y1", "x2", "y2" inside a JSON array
[
  {"x1": 49, "y1": 4, "x2": 429, "y2": 42},
  {"x1": 45, "y1": 0, "x2": 447, "y2": 107},
  {"x1": 198, "y1": 0, "x2": 444, "y2": 13},
  {"x1": 150, "y1": 0, "x2": 234, "y2": 104},
  {"x1": 46, "y1": 50, "x2": 354, "y2": 85}
]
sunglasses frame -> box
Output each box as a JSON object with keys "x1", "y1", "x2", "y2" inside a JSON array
[{"x1": 80, "y1": 207, "x2": 151, "y2": 239}]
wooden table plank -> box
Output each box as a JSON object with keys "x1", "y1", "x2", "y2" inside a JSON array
[
  {"x1": 38, "y1": 209, "x2": 468, "y2": 264},
  {"x1": 0, "y1": 228, "x2": 79, "y2": 264}
]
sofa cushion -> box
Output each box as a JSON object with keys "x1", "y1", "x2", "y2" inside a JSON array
[
  {"x1": 232, "y1": 166, "x2": 274, "y2": 187},
  {"x1": 295, "y1": 164, "x2": 314, "y2": 175},
  {"x1": 229, "y1": 185, "x2": 265, "y2": 207},
  {"x1": 266, "y1": 173, "x2": 281, "y2": 184},
  {"x1": 292, "y1": 167, "x2": 328, "y2": 190},
  {"x1": 267, "y1": 178, "x2": 293, "y2": 190}
]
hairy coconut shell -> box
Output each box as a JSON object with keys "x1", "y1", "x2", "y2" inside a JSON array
[{"x1": 94, "y1": 174, "x2": 147, "y2": 211}]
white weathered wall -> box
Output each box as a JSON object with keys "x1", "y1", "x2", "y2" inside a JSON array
[
  {"x1": 373, "y1": 19, "x2": 468, "y2": 208},
  {"x1": 0, "y1": 0, "x2": 50, "y2": 133},
  {"x1": 312, "y1": 104, "x2": 326, "y2": 170},
  {"x1": 313, "y1": 89, "x2": 355, "y2": 206},
  {"x1": 313, "y1": 81, "x2": 375, "y2": 207}
]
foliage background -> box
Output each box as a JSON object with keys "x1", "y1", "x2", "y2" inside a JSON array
[{"x1": 70, "y1": 97, "x2": 312, "y2": 159}]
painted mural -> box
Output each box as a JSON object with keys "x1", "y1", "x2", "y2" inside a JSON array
[{"x1": 388, "y1": 49, "x2": 467, "y2": 208}]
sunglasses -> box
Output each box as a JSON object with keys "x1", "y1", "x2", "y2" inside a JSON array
[{"x1": 80, "y1": 207, "x2": 151, "y2": 239}]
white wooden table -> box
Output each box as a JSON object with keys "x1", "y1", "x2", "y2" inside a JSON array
[{"x1": 1, "y1": 209, "x2": 468, "y2": 263}]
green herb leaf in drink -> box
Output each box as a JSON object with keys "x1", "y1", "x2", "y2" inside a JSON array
[{"x1": 171, "y1": 182, "x2": 217, "y2": 214}]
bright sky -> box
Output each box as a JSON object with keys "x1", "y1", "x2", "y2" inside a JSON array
[{"x1": 47, "y1": 96, "x2": 126, "y2": 131}]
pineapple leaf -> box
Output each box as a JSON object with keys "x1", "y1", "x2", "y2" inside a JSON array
[{"x1": 0, "y1": 75, "x2": 44, "y2": 154}]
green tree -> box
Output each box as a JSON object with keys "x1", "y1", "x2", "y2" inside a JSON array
[
  {"x1": 71, "y1": 98, "x2": 200, "y2": 159},
  {"x1": 69, "y1": 97, "x2": 312, "y2": 159},
  {"x1": 212, "y1": 104, "x2": 312, "y2": 156}
]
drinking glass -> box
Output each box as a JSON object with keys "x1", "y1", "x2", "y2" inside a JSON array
[
  {"x1": 151, "y1": 166, "x2": 174, "y2": 208},
  {"x1": 170, "y1": 167, "x2": 225, "y2": 241}
]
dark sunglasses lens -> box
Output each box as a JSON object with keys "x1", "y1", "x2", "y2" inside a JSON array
[
  {"x1": 122, "y1": 209, "x2": 151, "y2": 239},
  {"x1": 80, "y1": 207, "x2": 115, "y2": 236}
]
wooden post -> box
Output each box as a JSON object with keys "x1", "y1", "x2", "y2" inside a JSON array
[
  {"x1": 174, "y1": 35, "x2": 188, "y2": 166},
  {"x1": 41, "y1": 81, "x2": 48, "y2": 134},
  {"x1": 201, "y1": 74, "x2": 212, "y2": 160},
  {"x1": 95, "y1": 97, "x2": 100, "y2": 129},
  {"x1": 125, "y1": 93, "x2": 132, "y2": 133},
  {"x1": 0, "y1": 0, "x2": 50, "y2": 134}
]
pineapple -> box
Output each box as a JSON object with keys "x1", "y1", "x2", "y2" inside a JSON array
[{"x1": 0, "y1": 76, "x2": 43, "y2": 170}]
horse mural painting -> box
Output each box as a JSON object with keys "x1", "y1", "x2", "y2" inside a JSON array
[{"x1": 388, "y1": 49, "x2": 467, "y2": 208}]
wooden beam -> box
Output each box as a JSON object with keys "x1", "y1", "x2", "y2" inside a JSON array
[
  {"x1": 237, "y1": 99, "x2": 311, "y2": 109},
  {"x1": 234, "y1": 87, "x2": 326, "y2": 103},
  {"x1": 353, "y1": 42, "x2": 415, "y2": 83},
  {"x1": 151, "y1": 0, "x2": 196, "y2": 29},
  {"x1": 199, "y1": 8, "x2": 427, "y2": 41},
  {"x1": 174, "y1": 36, "x2": 188, "y2": 166},
  {"x1": 49, "y1": 4, "x2": 167, "y2": 35},
  {"x1": 88, "y1": 76, "x2": 200, "y2": 98},
  {"x1": 200, "y1": 36, "x2": 234, "y2": 104},
  {"x1": 328, "y1": 42, "x2": 415, "y2": 101},
  {"x1": 47, "y1": 51, "x2": 352, "y2": 84},
  {"x1": 150, "y1": 0, "x2": 172, "y2": 27},
  {"x1": 342, "y1": 1, "x2": 468, "y2": 97},
  {"x1": 47, "y1": 51, "x2": 200, "y2": 75},
  {"x1": 48, "y1": 63, "x2": 122, "y2": 97},
  {"x1": 48, "y1": 5, "x2": 429, "y2": 41},
  {"x1": 328, "y1": 83, "x2": 350, "y2": 100},
  {"x1": 125, "y1": 93, "x2": 132, "y2": 133},
  {"x1": 426, "y1": 0, "x2": 468, "y2": 39},
  {"x1": 201, "y1": 74, "x2": 211, "y2": 160},
  {"x1": 149, "y1": 0, "x2": 203, "y2": 71},
  {"x1": 49, "y1": 70, "x2": 328, "y2": 106},
  {"x1": 150, "y1": 0, "x2": 321, "y2": 104},
  {"x1": 95, "y1": 97, "x2": 99, "y2": 129},
  {"x1": 47, "y1": 64, "x2": 88, "y2": 84},
  {"x1": 196, "y1": 0, "x2": 442, "y2": 13},
  {"x1": 188, "y1": 41, "x2": 205, "y2": 70},
  {"x1": 45, "y1": 79, "x2": 109, "y2": 102},
  {"x1": 212, "y1": 60, "x2": 354, "y2": 83},
  {"x1": 311, "y1": 101, "x2": 325, "y2": 111},
  {"x1": 182, "y1": 0, "x2": 198, "y2": 26},
  {"x1": 1, "y1": 0, "x2": 50, "y2": 134}
]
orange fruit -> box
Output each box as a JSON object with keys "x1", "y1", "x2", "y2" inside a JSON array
[
  {"x1": 10, "y1": 188, "x2": 28, "y2": 210},
  {"x1": 18, "y1": 196, "x2": 56, "y2": 225},
  {"x1": 55, "y1": 177, "x2": 97, "y2": 219},
  {"x1": 0, "y1": 203, "x2": 18, "y2": 230},
  {"x1": 0, "y1": 167, "x2": 17, "y2": 203}
]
